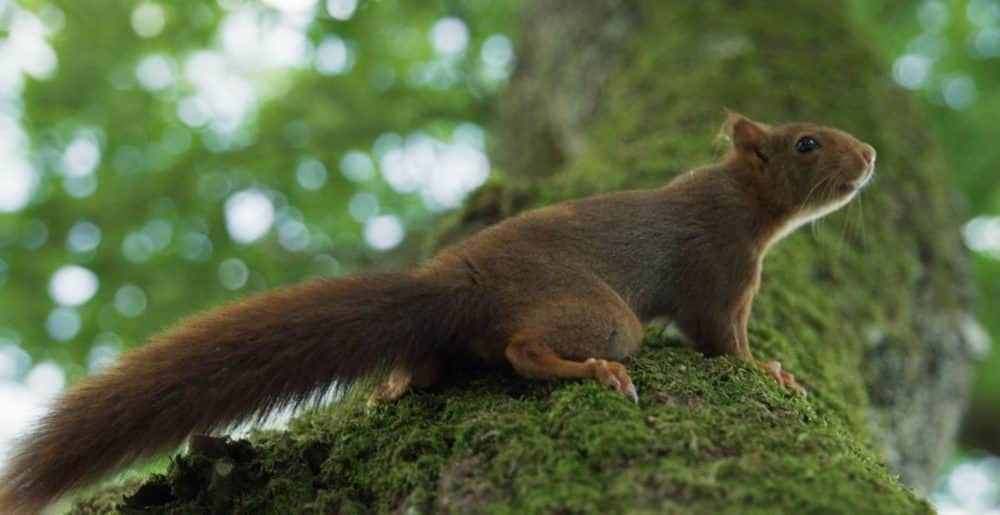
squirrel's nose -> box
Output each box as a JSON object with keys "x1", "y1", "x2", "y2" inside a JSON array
[{"x1": 861, "y1": 144, "x2": 876, "y2": 165}]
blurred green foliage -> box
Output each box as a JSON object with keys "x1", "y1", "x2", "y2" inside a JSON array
[
  {"x1": 0, "y1": 0, "x2": 515, "y2": 383},
  {"x1": 1, "y1": 0, "x2": 999, "y2": 508}
]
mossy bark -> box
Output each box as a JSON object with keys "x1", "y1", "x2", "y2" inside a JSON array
[{"x1": 73, "y1": 1, "x2": 977, "y2": 513}]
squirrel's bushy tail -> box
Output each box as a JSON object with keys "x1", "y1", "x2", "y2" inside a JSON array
[{"x1": 0, "y1": 273, "x2": 491, "y2": 514}]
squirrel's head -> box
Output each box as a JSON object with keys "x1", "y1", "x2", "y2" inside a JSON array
[{"x1": 720, "y1": 112, "x2": 876, "y2": 225}]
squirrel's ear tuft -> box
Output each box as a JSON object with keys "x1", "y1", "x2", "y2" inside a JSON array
[{"x1": 719, "y1": 111, "x2": 771, "y2": 165}]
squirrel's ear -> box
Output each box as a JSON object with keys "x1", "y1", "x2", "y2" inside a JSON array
[{"x1": 719, "y1": 112, "x2": 771, "y2": 165}]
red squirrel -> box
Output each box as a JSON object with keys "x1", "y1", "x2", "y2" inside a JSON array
[{"x1": 0, "y1": 113, "x2": 875, "y2": 514}]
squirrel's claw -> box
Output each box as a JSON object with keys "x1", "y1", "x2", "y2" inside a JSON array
[
  {"x1": 586, "y1": 358, "x2": 639, "y2": 405},
  {"x1": 757, "y1": 360, "x2": 807, "y2": 397}
]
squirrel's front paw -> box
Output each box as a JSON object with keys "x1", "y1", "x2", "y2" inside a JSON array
[{"x1": 756, "y1": 360, "x2": 807, "y2": 397}]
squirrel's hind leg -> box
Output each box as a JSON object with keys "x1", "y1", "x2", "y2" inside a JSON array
[
  {"x1": 501, "y1": 286, "x2": 643, "y2": 403},
  {"x1": 367, "y1": 358, "x2": 442, "y2": 407},
  {"x1": 505, "y1": 342, "x2": 639, "y2": 404}
]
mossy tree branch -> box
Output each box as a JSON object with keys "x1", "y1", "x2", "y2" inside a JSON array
[{"x1": 73, "y1": 1, "x2": 975, "y2": 513}]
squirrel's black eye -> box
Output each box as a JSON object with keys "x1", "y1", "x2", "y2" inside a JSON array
[{"x1": 795, "y1": 136, "x2": 821, "y2": 154}]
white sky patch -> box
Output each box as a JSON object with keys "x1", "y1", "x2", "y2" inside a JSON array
[
  {"x1": 225, "y1": 189, "x2": 275, "y2": 244},
  {"x1": 221, "y1": 6, "x2": 313, "y2": 69},
  {"x1": 0, "y1": 159, "x2": 35, "y2": 212},
  {"x1": 0, "y1": 374, "x2": 60, "y2": 469},
  {"x1": 315, "y1": 35, "x2": 353, "y2": 76},
  {"x1": 364, "y1": 215, "x2": 404, "y2": 251},
  {"x1": 261, "y1": 20, "x2": 311, "y2": 68},
  {"x1": 963, "y1": 216, "x2": 1000, "y2": 259},
  {"x1": 183, "y1": 50, "x2": 258, "y2": 134},
  {"x1": 377, "y1": 130, "x2": 491, "y2": 211},
  {"x1": 325, "y1": 0, "x2": 357, "y2": 20},
  {"x1": 430, "y1": 17, "x2": 469, "y2": 55},
  {"x1": 48, "y1": 265, "x2": 99, "y2": 307},
  {"x1": 426, "y1": 144, "x2": 490, "y2": 209},
  {"x1": 932, "y1": 456, "x2": 1000, "y2": 515},
  {"x1": 26, "y1": 361, "x2": 65, "y2": 399},
  {"x1": 0, "y1": 361, "x2": 65, "y2": 468},
  {"x1": 0, "y1": 35, "x2": 42, "y2": 214},
  {"x1": 262, "y1": 0, "x2": 317, "y2": 15},
  {"x1": 2, "y1": 8, "x2": 58, "y2": 83}
]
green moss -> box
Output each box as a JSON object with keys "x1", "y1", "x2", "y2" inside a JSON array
[{"x1": 72, "y1": 331, "x2": 930, "y2": 514}]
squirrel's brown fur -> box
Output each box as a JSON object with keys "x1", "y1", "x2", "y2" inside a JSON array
[{"x1": 0, "y1": 114, "x2": 875, "y2": 513}]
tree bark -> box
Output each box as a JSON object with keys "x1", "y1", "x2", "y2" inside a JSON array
[{"x1": 74, "y1": 1, "x2": 978, "y2": 513}]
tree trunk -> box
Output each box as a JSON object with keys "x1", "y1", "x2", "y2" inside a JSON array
[{"x1": 73, "y1": 1, "x2": 977, "y2": 513}]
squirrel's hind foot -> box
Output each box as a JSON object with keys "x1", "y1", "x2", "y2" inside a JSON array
[
  {"x1": 585, "y1": 358, "x2": 639, "y2": 404},
  {"x1": 367, "y1": 367, "x2": 413, "y2": 407},
  {"x1": 756, "y1": 360, "x2": 807, "y2": 397}
]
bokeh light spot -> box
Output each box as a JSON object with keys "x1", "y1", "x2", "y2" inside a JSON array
[
  {"x1": 122, "y1": 232, "x2": 155, "y2": 262},
  {"x1": 131, "y1": 2, "x2": 166, "y2": 39},
  {"x1": 316, "y1": 35, "x2": 354, "y2": 75},
  {"x1": 136, "y1": 53, "x2": 175, "y2": 91},
  {"x1": 23, "y1": 220, "x2": 48, "y2": 249},
  {"x1": 430, "y1": 17, "x2": 469, "y2": 55},
  {"x1": 348, "y1": 192, "x2": 378, "y2": 222},
  {"x1": 364, "y1": 214, "x2": 404, "y2": 250},
  {"x1": 63, "y1": 174, "x2": 98, "y2": 198},
  {"x1": 67, "y1": 221, "x2": 101, "y2": 253},
  {"x1": 278, "y1": 220, "x2": 310, "y2": 251},
  {"x1": 25, "y1": 361, "x2": 64, "y2": 399},
  {"x1": 180, "y1": 232, "x2": 213, "y2": 261},
  {"x1": 262, "y1": 0, "x2": 317, "y2": 14},
  {"x1": 340, "y1": 150, "x2": 375, "y2": 182},
  {"x1": 892, "y1": 54, "x2": 932, "y2": 90},
  {"x1": 225, "y1": 189, "x2": 275, "y2": 244},
  {"x1": 143, "y1": 219, "x2": 174, "y2": 251},
  {"x1": 942, "y1": 74, "x2": 976, "y2": 109},
  {"x1": 326, "y1": 0, "x2": 356, "y2": 20},
  {"x1": 309, "y1": 254, "x2": 340, "y2": 276},
  {"x1": 48, "y1": 265, "x2": 99, "y2": 306},
  {"x1": 87, "y1": 345, "x2": 119, "y2": 374},
  {"x1": 296, "y1": 157, "x2": 327, "y2": 190},
  {"x1": 114, "y1": 284, "x2": 148, "y2": 318},
  {"x1": 218, "y1": 258, "x2": 249, "y2": 290},
  {"x1": 0, "y1": 334, "x2": 31, "y2": 379},
  {"x1": 62, "y1": 135, "x2": 101, "y2": 177},
  {"x1": 0, "y1": 160, "x2": 35, "y2": 212},
  {"x1": 45, "y1": 307, "x2": 81, "y2": 341},
  {"x1": 481, "y1": 34, "x2": 513, "y2": 69}
]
